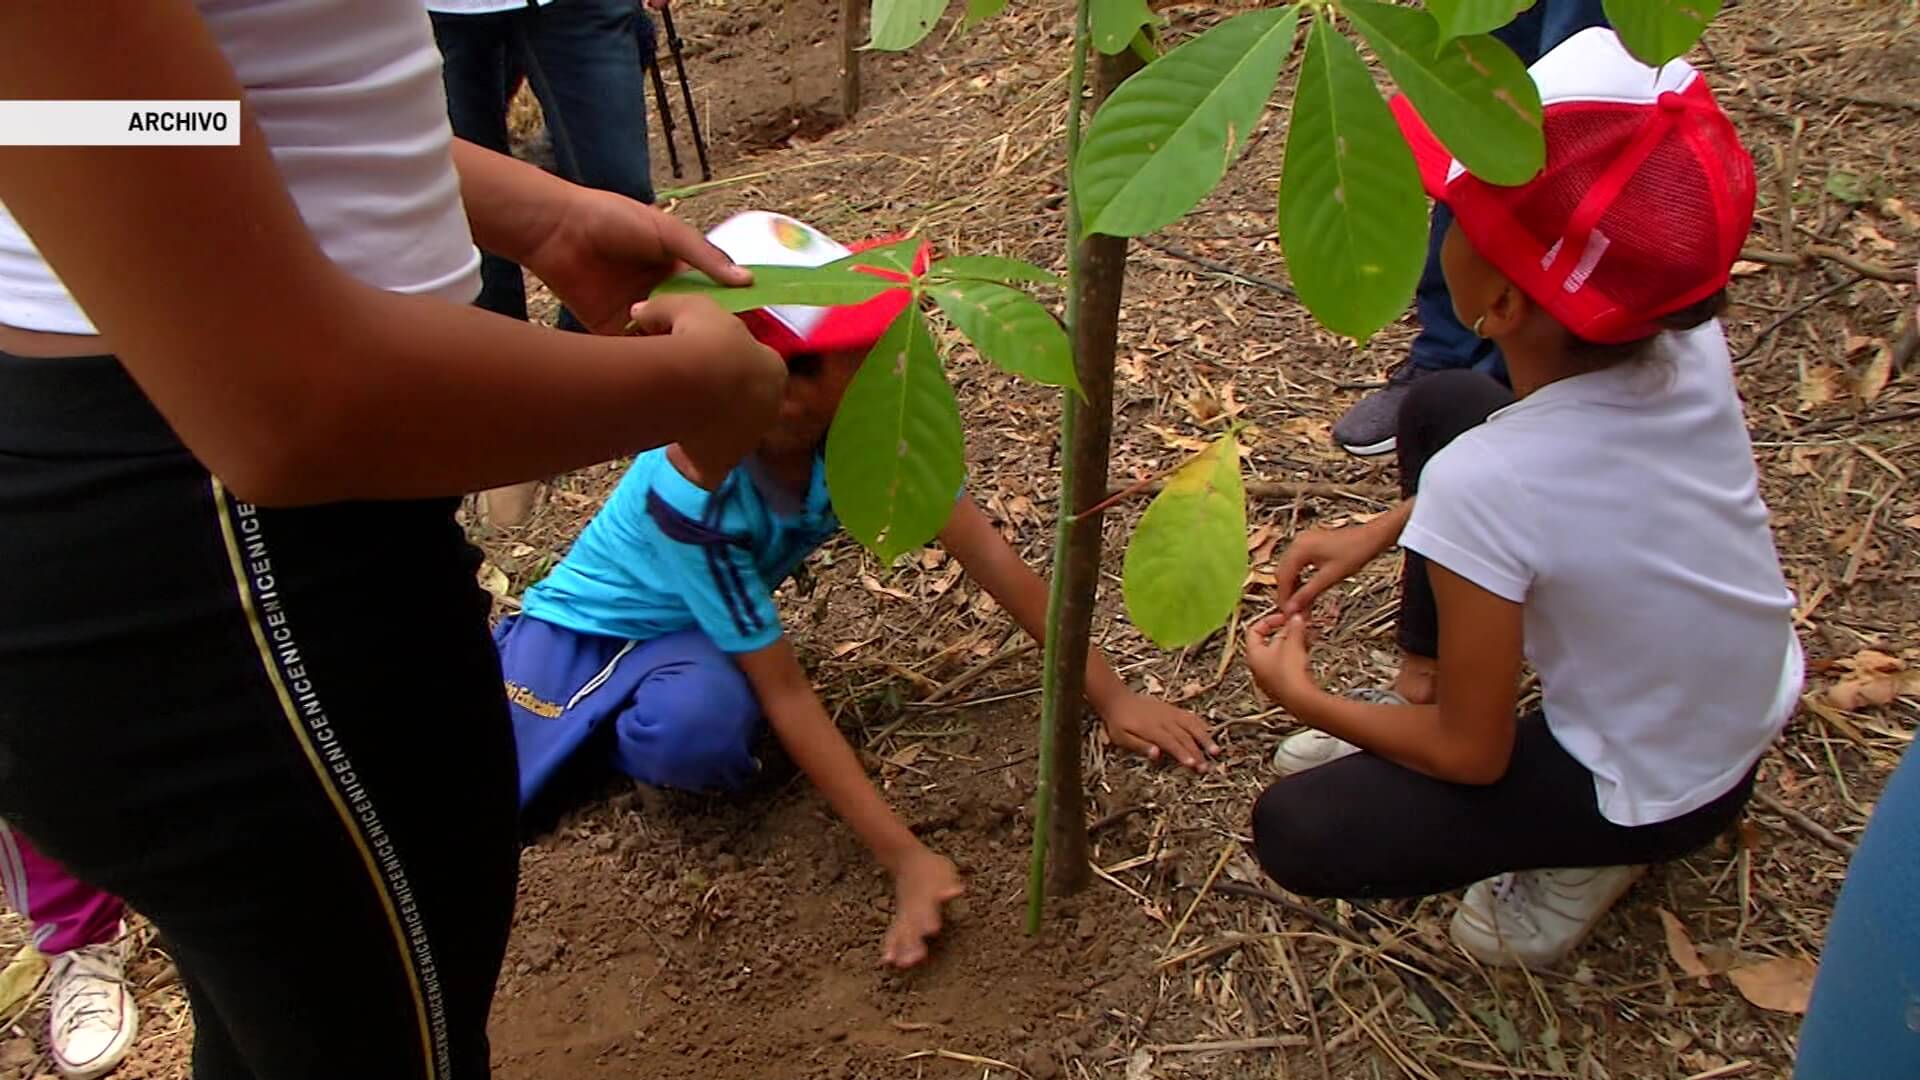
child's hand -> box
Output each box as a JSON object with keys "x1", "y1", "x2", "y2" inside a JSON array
[
  {"x1": 883, "y1": 847, "x2": 965, "y2": 969},
  {"x1": 1245, "y1": 612, "x2": 1320, "y2": 709},
  {"x1": 1272, "y1": 524, "x2": 1392, "y2": 616},
  {"x1": 1101, "y1": 692, "x2": 1218, "y2": 773},
  {"x1": 627, "y1": 293, "x2": 786, "y2": 477},
  {"x1": 531, "y1": 190, "x2": 751, "y2": 336}
]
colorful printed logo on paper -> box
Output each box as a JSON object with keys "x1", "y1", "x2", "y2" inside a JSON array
[{"x1": 771, "y1": 216, "x2": 818, "y2": 252}]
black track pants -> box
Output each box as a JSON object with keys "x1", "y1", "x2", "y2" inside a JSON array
[{"x1": 0, "y1": 352, "x2": 520, "y2": 1079}]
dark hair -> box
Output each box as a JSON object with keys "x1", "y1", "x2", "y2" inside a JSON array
[
  {"x1": 787, "y1": 352, "x2": 825, "y2": 378},
  {"x1": 1564, "y1": 289, "x2": 1729, "y2": 371}
]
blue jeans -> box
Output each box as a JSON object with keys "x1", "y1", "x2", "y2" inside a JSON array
[
  {"x1": 1794, "y1": 747, "x2": 1920, "y2": 1078},
  {"x1": 431, "y1": 0, "x2": 657, "y2": 329},
  {"x1": 1409, "y1": 0, "x2": 1610, "y2": 383}
]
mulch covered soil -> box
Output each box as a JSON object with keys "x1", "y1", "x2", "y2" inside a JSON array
[{"x1": 3, "y1": 2, "x2": 1916, "y2": 1078}]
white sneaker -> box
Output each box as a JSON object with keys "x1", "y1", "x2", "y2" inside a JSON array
[
  {"x1": 1270, "y1": 688, "x2": 1406, "y2": 776},
  {"x1": 48, "y1": 936, "x2": 138, "y2": 1080},
  {"x1": 1450, "y1": 866, "x2": 1646, "y2": 971}
]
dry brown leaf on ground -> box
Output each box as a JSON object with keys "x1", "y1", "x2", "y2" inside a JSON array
[
  {"x1": 1903, "y1": 514, "x2": 1920, "y2": 530},
  {"x1": 1858, "y1": 341, "x2": 1895, "y2": 402},
  {"x1": 1847, "y1": 221, "x2": 1898, "y2": 252},
  {"x1": 478, "y1": 562, "x2": 511, "y2": 598},
  {"x1": 860, "y1": 574, "x2": 915, "y2": 603},
  {"x1": 1799, "y1": 363, "x2": 1846, "y2": 409},
  {"x1": 1882, "y1": 196, "x2": 1920, "y2": 230},
  {"x1": 1658, "y1": 908, "x2": 1714, "y2": 985},
  {"x1": 1828, "y1": 648, "x2": 1920, "y2": 709},
  {"x1": 1727, "y1": 956, "x2": 1817, "y2": 1014},
  {"x1": 1730, "y1": 259, "x2": 1768, "y2": 276}
]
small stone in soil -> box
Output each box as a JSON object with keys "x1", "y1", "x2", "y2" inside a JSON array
[{"x1": 1023, "y1": 1047, "x2": 1061, "y2": 1080}]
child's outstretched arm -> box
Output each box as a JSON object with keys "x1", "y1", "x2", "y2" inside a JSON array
[
  {"x1": 1271, "y1": 500, "x2": 1413, "y2": 616},
  {"x1": 937, "y1": 498, "x2": 1219, "y2": 772},
  {"x1": 734, "y1": 640, "x2": 963, "y2": 969}
]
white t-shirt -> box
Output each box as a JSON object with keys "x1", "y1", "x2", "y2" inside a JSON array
[
  {"x1": 0, "y1": 0, "x2": 482, "y2": 335},
  {"x1": 1401, "y1": 321, "x2": 1803, "y2": 827},
  {"x1": 425, "y1": 0, "x2": 553, "y2": 14}
]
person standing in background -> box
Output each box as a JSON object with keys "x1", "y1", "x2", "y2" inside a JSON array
[
  {"x1": 428, "y1": 0, "x2": 671, "y2": 525},
  {"x1": 0, "y1": 825, "x2": 136, "y2": 1080},
  {"x1": 1331, "y1": 0, "x2": 1610, "y2": 458}
]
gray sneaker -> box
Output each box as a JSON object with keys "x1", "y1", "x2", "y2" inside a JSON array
[{"x1": 1332, "y1": 363, "x2": 1433, "y2": 458}]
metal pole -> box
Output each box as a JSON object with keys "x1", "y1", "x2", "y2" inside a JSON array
[
  {"x1": 638, "y1": 7, "x2": 684, "y2": 179},
  {"x1": 659, "y1": 6, "x2": 712, "y2": 181}
]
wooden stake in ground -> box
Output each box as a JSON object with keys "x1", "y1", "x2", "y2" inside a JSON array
[{"x1": 838, "y1": 0, "x2": 862, "y2": 119}]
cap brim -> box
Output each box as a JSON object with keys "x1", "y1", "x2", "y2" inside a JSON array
[
  {"x1": 1389, "y1": 95, "x2": 1456, "y2": 202},
  {"x1": 804, "y1": 290, "x2": 913, "y2": 356}
]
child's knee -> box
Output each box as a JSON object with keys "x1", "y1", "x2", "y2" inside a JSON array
[
  {"x1": 1250, "y1": 780, "x2": 1350, "y2": 898},
  {"x1": 611, "y1": 665, "x2": 763, "y2": 792}
]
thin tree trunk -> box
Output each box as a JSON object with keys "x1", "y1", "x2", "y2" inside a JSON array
[
  {"x1": 1042, "y1": 45, "x2": 1144, "y2": 899},
  {"x1": 838, "y1": 0, "x2": 862, "y2": 120}
]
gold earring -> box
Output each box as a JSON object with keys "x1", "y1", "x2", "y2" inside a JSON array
[{"x1": 1472, "y1": 315, "x2": 1487, "y2": 338}]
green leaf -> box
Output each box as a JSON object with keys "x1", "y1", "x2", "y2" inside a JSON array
[
  {"x1": 653, "y1": 265, "x2": 896, "y2": 312},
  {"x1": 1342, "y1": 0, "x2": 1542, "y2": 185},
  {"x1": 962, "y1": 0, "x2": 1008, "y2": 31},
  {"x1": 929, "y1": 280, "x2": 1079, "y2": 391},
  {"x1": 925, "y1": 254, "x2": 1061, "y2": 286},
  {"x1": 1091, "y1": 0, "x2": 1158, "y2": 55},
  {"x1": 1278, "y1": 11, "x2": 1427, "y2": 341},
  {"x1": 1471, "y1": 1004, "x2": 1523, "y2": 1059},
  {"x1": 1824, "y1": 169, "x2": 1872, "y2": 205},
  {"x1": 1123, "y1": 432, "x2": 1247, "y2": 648},
  {"x1": 1077, "y1": 6, "x2": 1300, "y2": 237},
  {"x1": 1602, "y1": 0, "x2": 1722, "y2": 66},
  {"x1": 869, "y1": 0, "x2": 948, "y2": 50},
  {"x1": 823, "y1": 236, "x2": 927, "y2": 277},
  {"x1": 1423, "y1": 0, "x2": 1535, "y2": 41},
  {"x1": 825, "y1": 306, "x2": 966, "y2": 562}
]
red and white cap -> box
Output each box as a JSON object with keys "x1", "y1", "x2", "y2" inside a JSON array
[
  {"x1": 1392, "y1": 27, "x2": 1756, "y2": 344},
  {"x1": 703, "y1": 211, "x2": 929, "y2": 359}
]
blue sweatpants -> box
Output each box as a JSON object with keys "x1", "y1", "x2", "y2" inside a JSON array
[{"x1": 494, "y1": 615, "x2": 764, "y2": 808}]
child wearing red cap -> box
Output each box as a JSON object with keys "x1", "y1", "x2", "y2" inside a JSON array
[
  {"x1": 1243, "y1": 29, "x2": 1803, "y2": 970},
  {"x1": 497, "y1": 211, "x2": 1216, "y2": 968}
]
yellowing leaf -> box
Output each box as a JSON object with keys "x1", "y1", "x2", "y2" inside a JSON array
[
  {"x1": 1658, "y1": 908, "x2": 1713, "y2": 984},
  {"x1": 1123, "y1": 433, "x2": 1249, "y2": 648},
  {"x1": 0, "y1": 944, "x2": 45, "y2": 1015},
  {"x1": 1727, "y1": 956, "x2": 1817, "y2": 1014}
]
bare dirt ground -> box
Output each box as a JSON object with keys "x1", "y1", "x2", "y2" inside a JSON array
[{"x1": 4, "y1": 2, "x2": 1916, "y2": 1078}]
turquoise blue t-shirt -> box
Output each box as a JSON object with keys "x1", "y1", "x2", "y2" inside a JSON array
[{"x1": 521, "y1": 449, "x2": 839, "y2": 654}]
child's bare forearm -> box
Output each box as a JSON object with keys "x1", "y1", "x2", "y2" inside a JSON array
[
  {"x1": 939, "y1": 499, "x2": 1131, "y2": 713},
  {"x1": 767, "y1": 701, "x2": 923, "y2": 870}
]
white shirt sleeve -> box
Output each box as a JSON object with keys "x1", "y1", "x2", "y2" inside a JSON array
[{"x1": 1399, "y1": 436, "x2": 1539, "y2": 604}]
